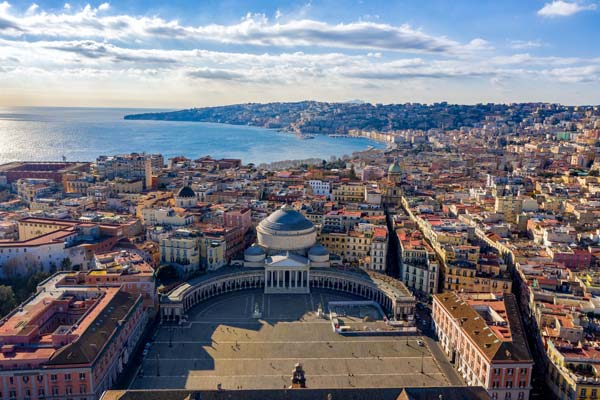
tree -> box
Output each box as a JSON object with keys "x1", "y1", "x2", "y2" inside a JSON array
[
  {"x1": 0, "y1": 285, "x2": 17, "y2": 318},
  {"x1": 26, "y1": 271, "x2": 51, "y2": 294},
  {"x1": 156, "y1": 265, "x2": 178, "y2": 283},
  {"x1": 349, "y1": 166, "x2": 357, "y2": 180},
  {"x1": 60, "y1": 257, "x2": 72, "y2": 271}
]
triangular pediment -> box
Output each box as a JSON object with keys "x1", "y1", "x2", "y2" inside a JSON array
[{"x1": 266, "y1": 253, "x2": 310, "y2": 268}]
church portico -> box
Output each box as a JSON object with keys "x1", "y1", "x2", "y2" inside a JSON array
[
  {"x1": 265, "y1": 268, "x2": 310, "y2": 294},
  {"x1": 264, "y1": 252, "x2": 311, "y2": 294}
]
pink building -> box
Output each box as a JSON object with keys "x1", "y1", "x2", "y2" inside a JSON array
[
  {"x1": 552, "y1": 248, "x2": 592, "y2": 271},
  {"x1": 433, "y1": 292, "x2": 533, "y2": 400},
  {"x1": 224, "y1": 208, "x2": 252, "y2": 234},
  {"x1": 0, "y1": 275, "x2": 147, "y2": 400}
]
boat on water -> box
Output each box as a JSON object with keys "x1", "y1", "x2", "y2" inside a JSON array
[
  {"x1": 328, "y1": 134, "x2": 351, "y2": 138},
  {"x1": 297, "y1": 134, "x2": 316, "y2": 139}
]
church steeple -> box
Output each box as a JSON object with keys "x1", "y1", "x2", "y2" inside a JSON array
[{"x1": 388, "y1": 158, "x2": 402, "y2": 184}]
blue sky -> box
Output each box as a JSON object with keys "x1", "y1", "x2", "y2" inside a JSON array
[{"x1": 0, "y1": 0, "x2": 599, "y2": 107}]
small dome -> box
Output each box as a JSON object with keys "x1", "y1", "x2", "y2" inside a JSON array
[
  {"x1": 259, "y1": 205, "x2": 314, "y2": 232},
  {"x1": 388, "y1": 161, "x2": 402, "y2": 174},
  {"x1": 308, "y1": 244, "x2": 329, "y2": 256},
  {"x1": 244, "y1": 244, "x2": 265, "y2": 256},
  {"x1": 177, "y1": 186, "x2": 195, "y2": 198}
]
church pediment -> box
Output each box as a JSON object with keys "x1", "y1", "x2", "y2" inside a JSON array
[{"x1": 266, "y1": 253, "x2": 310, "y2": 268}]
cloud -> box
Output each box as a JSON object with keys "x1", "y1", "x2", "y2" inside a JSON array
[
  {"x1": 25, "y1": 3, "x2": 38, "y2": 15},
  {"x1": 537, "y1": 1, "x2": 597, "y2": 17},
  {"x1": 0, "y1": 6, "x2": 484, "y2": 54},
  {"x1": 510, "y1": 40, "x2": 544, "y2": 49},
  {"x1": 64, "y1": 3, "x2": 71, "y2": 10},
  {"x1": 186, "y1": 68, "x2": 245, "y2": 80},
  {"x1": 45, "y1": 40, "x2": 178, "y2": 64}
]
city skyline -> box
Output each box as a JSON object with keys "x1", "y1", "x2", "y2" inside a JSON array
[{"x1": 0, "y1": 0, "x2": 599, "y2": 107}]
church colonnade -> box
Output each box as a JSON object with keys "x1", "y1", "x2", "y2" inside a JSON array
[{"x1": 160, "y1": 270, "x2": 404, "y2": 322}]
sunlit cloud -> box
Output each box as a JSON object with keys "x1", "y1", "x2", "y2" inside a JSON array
[{"x1": 537, "y1": 0, "x2": 597, "y2": 17}]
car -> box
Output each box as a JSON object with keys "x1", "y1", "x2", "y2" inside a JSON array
[
  {"x1": 142, "y1": 349, "x2": 149, "y2": 357},
  {"x1": 416, "y1": 340, "x2": 424, "y2": 347},
  {"x1": 145, "y1": 342, "x2": 152, "y2": 349}
]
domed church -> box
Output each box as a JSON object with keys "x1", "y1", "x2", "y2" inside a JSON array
[
  {"x1": 244, "y1": 204, "x2": 330, "y2": 294},
  {"x1": 175, "y1": 185, "x2": 196, "y2": 209}
]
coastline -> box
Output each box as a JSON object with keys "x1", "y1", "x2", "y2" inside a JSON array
[{"x1": 0, "y1": 107, "x2": 384, "y2": 166}]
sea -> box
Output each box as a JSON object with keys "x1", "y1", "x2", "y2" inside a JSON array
[{"x1": 0, "y1": 107, "x2": 383, "y2": 165}]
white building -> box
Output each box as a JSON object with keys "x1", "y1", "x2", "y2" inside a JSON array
[{"x1": 308, "y1": 180, "x2": 331, "y2": 199}]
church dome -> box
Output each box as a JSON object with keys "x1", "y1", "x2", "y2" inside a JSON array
[
  {"x1": 244, "y1": 244, "x2": 265, "y2": 256},
  {"x1": 244, "y1": 244, "x2": 266, "y2": 263},
  {"x1": 308, "y1": 244, "x2": 329, "y2": 256},
  {"x1": 259, "y1": 205, "x2": 314, "y2": 232},
  {"x1": 256, "y1": 205, "x2": 317, "y2": 254},
  {"x1": 388, "y1": 161, "x2": 402, "y2": 174},
  {"x1": 177, "y1": 186, "x2": 195, "y2": 198}
]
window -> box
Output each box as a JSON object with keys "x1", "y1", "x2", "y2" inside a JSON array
[
  {"x1": 507, "y1": 368, "x2": 514, "y2": 376},
  {"x1": 581, "y1": 389, "x2": 588, "y2": 398},
  {"x1": 52, "y1": 387, "x2": 59, "y2": 396},
  {"x1": 8, "y1": 377, "x2": 13, "y2": 385},
  {"x1": 518, "y1": 393, "x2": 524, "y2": 400},
  {"x1": 80, "y1": 385, "x2": 87, "y2": 394},
  {"x1": 80, "y1": 372, "x2": 86, "y2": 381},
  {"x1": 50, "y1": 374, "x2": 57, "y2": 382},
  {"x1": 38, "y1": 388, "x2": 45, "y2": 398},
  {"x1": 65, "y1": 373, "x2": 71, "y2": 381},
  {"x1": 66, "y1": 386, "x2": 72, "y2": 395},
  {"x1": 9, "y1": 390, "x2": 16, "y2": 400}
]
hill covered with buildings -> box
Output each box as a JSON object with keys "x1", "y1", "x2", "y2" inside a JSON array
[{"x1": 124, "y1": 101, "x2": 591, "y2": 135}]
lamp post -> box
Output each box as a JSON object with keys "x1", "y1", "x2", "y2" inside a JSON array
[
  {"x1": 420, "y1": 350, "x2": 424, "y2": 374},
  {"x1": 156, "y1": 353, "x2": 160, "y2": 377},
  {"x1": 169, "y1": 328, "x2": 173, "y2": 348}
]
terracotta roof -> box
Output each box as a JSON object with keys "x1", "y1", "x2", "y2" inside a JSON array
[
  {"x1": 48, "y1": 290, "x2": 139, "y2": 366},
  {"x1": 434, "y1": 293, "x2": 532, "y2": 363}
]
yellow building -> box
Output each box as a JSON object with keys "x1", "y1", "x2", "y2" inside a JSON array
[
  {"x1": 331, "y1": 182, "x2": 365, "y2": 203},
  {"x1": 546, "y1": 339, "x2": 600, "y2": 400},
  {"x1": 159, "y1": 229, "x2": 201, "y2": 276},
  {"x1": 495, "y1": 195, "x2": 523, "y2": 224},
  {"x1": 444, "y1": 260, "x2": 512, "y2": 293}
]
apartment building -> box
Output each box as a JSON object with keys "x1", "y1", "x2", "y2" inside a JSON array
[
  {"x1": 433, "y1": 292, "x2": 533, "y2": 400},
  {"x1": 0, "y1": 276, "x2": 146, "y2": 400}
]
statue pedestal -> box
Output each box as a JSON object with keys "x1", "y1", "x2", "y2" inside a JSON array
[{"x1": 252, "y1": 302, "x2": 262, "y2": 319}]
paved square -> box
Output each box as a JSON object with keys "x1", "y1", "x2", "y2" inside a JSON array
[{"x1": 131, "y1": 289, "x2": 454, "y2": 390}]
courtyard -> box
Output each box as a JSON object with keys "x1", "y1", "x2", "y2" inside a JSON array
[{"x1": 130, "y1": 289, "x2": 459, "y2": 390}]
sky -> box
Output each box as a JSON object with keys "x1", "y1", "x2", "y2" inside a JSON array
[{"x1": 0, "y1": 0, "x2": 599, "y2": 107}]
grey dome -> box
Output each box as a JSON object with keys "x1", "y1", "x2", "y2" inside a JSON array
[
  {"x1": 244, "y1": 244, "x2": 265, "y2": 256},
  {"x1": 388, "y1": 161, "x2": 402, "y2": 174},
  {"x1": 177, "y1": 186, "x2": 195, "y2": 198},
  {"x1": 308, "y1": 244, "x2": 329, "y2": 256},
  {"x1": 260, "y1": 205, "x2": 314, "y2": 232}
]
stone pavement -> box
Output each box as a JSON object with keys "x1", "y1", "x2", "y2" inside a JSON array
[{"x1": 130, "y1": 289, "x2": 460, "y2": 390}]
